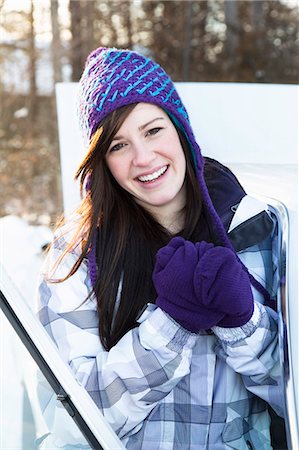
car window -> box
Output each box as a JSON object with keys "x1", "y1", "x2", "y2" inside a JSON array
[{"x1": 1, "y1": 308, "x2": 94, "y2": 449}]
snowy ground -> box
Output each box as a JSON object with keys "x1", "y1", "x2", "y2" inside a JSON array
[{"x1": 0, "y1": 215, "x2": 52, "y2": 449}]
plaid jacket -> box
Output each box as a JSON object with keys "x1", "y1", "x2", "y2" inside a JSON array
[{"x1": 37, "y1": 195, "x2": 284, "y2": 450}]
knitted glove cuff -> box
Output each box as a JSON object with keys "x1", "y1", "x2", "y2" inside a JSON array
[{"x1": 212, "y1": 301, "x2": 261, "y2": 344}]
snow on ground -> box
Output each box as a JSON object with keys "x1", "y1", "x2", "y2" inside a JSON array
[
  {"x1": 0, "y1": 215, "x2": 53, "y2": 449},
  {"x1": 0, "y1": 215, "x2": 53, "y2": 305}
]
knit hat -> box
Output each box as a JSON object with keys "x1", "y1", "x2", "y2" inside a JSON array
[{"x1": 78, "y1": 47, "x2": 235, "y2": 285}]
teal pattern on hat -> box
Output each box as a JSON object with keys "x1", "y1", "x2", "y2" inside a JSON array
[{"x1": 79, "y1": 48, "x2": 187, "y2": 136}]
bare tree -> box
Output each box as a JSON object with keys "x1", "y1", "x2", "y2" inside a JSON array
[
  {"x1": 121, "y1": 1, "x2": 133, "y2": 48},
  {"x1": 50, "y1": 0, "x2": 63, "y2": 85},
  {"x1": 182, "y1": 1, "x2": 193, "y2": 80},
  {"x1": 83, "y1": 0, "x2": 96, "y2": 56},
  {"x1": 223, "y1": 0, "x2": 239, "y2": 75},
  {"x1": 28, "y1": 0, "x2": 37, "y2": 128},
  {"x1": 69, "y1": 0, "x2": 84, "y2": 81},
  {"x1": 188, "y1": 1, "x2": 208, "y2": 81}
]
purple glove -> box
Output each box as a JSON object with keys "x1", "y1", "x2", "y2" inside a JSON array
[
  {"x1": 153, "y1": 237, "x2": 254, "y2": 332},
  {"x1": 153, "y1": 237, "x2": 226, "y2": 332},
  {"x1": 194, "y1": 246, "x2": 254, "y2": 327}
]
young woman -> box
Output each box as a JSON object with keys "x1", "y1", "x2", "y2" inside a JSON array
[{"x1": 37, "y1": 47, "x2": 284, "y2": 449}]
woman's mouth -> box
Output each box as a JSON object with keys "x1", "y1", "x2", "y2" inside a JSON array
[{"x1": 137, "y1": 165, "x2": 169, "y2": 183}]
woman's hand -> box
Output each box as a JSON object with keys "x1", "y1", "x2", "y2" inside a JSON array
[
  {"x1": 153, "y1": 237, "x2": 224, "y2": 332},
  {"x1": 193, "y1": 245, "x2": 254, "y2": 328},
  {"x1": 153, "y1": 237, "x2": 254, "y2": 332}
]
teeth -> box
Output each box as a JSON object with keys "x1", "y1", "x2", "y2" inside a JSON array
[{"x1": 138, "y1": 166, "x2": 168, "y2": 182}]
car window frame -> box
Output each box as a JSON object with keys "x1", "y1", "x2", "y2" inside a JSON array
[
  {"x1": 0, "y1": 264, "x2": 125, "y2": 450},
  {"x1": 266, "y1": 198, "x2": 298, "y2": 450}
]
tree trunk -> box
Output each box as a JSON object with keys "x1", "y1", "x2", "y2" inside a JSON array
[
  {"x1": 224, "y1": 0, "x2": 239, "y2": 52},
  {"x1": 50, "y1": 0, "x2": 63, "y2": 85},
  {"x1": 83, "y1": 0, "x2": 96, "y2": 57},
  {"x1": 249, "y1": 0, "x2": 265, "y2": 52},
  {"x1": 28, "y1": 0, "x2": 37, "y2": 132},
  {"x1": 69, "y1": 0, "x2": 84, "y2": 81},
  {"x1": 223, "y1": 0, "x2": 240, "y2": 75},
  {"x1": 182, "y1": 1, "x2": 193, "y2": 81},
  {"x1": 123, "y1": 1, "x2": 133, "y2": 49}
]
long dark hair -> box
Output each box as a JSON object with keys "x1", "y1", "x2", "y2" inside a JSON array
[{"x1": 54, "y1": 103, "x2": 209, "y2": 350}]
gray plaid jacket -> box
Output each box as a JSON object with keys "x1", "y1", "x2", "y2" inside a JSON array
[{"x1": 36, "y1": 195, "x2": 284, "y2": 449}]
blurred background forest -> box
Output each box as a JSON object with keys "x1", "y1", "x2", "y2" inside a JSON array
[{"x1": 0, "y1": 0, "x2": 298, "y2": 226}]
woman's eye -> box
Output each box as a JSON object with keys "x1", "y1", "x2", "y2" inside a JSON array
[
  {"x1": 110, "y1": 142, "x2": 125, "y2": 152},
  {"x1": 146, "y1": 127, "x2": 162, "y2": 137}
]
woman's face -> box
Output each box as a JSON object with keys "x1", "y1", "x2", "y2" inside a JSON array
[{"x1": 105, "y1": 103, "x2": 187, "y2": 224}]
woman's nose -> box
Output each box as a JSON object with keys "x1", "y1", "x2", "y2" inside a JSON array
[{"x1": 132, "y1": 143, "x2": 156, "y2": 167}]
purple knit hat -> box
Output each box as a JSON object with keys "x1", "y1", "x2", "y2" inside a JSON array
[{"x1": 78, "y1": 47, "x2": 234, "y2": 286}]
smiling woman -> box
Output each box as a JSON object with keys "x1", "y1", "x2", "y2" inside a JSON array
[{"x1": 36, "y1": 47, "x2": 285, "y2": 450}]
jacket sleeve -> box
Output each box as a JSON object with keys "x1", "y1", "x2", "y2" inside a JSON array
[
  {"x1": 212, "y1": 209, "x2": 284, "y2": 417},
  {"x1": 37, "y1": 227, "x2": 198, "y2": 439}
]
